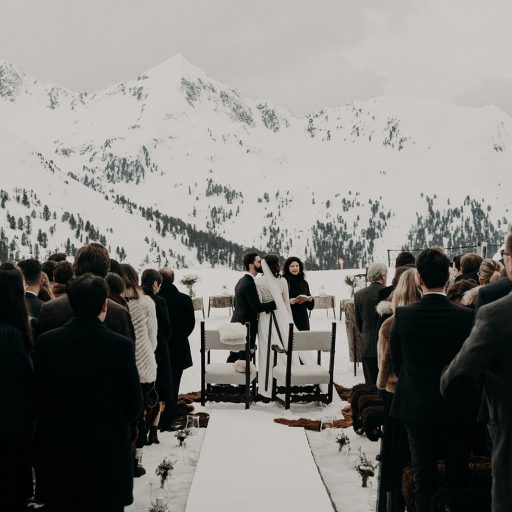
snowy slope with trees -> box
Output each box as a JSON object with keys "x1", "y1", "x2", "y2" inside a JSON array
[{"x1": 1, "y1": 54, "x2": 511, "y2": 268}]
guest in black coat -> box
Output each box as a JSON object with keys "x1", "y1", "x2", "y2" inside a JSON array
[
  {"x1": 390, "y1": 248, "x2": 479, "y2": 512},
  {"x1": 441, "y1": 241, "x2": 512, "y2": 512},
  {"x1": 158, "y1": 268, "x2": 195, "y2": 425},
  {"x1": 354, "y1": 261, "x2": 388, "y2": 384},
  {"x1": 282, "y1": 256, "x2": 314, "y2": 331},
  {"x1": 454, "y1": 252, "x2": 482, "y2": 283},
  {"x1": 141, "y1": 269, "x2": 174, "y2": 443},
  {"x1": 37, "y1": 243, "x2": 135, "y2": 341},
  {"x1": 18, "y1": 258, "x2": 44, "y2": 318},
  {"x1": 227, "y1": 253, "x2": 276, "y2": 363},
  {"x1": 0, "y1": 266, "x2": 35, "y2": 512},
  {"x1": 34, "y1": 274, "x2": 142, "y2": 512}
]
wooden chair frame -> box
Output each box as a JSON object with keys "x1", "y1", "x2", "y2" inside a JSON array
[
  {"x1": 271, "y1": 322, "x2": 336, "y2": 410},
  {"x1": 200, "y1": 321, "x2": 257, "y2": 409}
]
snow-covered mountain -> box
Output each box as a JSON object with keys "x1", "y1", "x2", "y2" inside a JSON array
[{"x1": 0, "y1": 54, "x2": 510, "y2": 268}]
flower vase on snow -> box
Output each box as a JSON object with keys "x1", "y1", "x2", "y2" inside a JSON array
[{"x1": 180, "y1": 274, "x2": 199, "y2": 298}]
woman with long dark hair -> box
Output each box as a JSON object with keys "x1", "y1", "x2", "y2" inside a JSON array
[
  {"x1": 0, "y1": 265, "x2": 35, "y2": 511},
  {"x1": 282, "y1": 256, "x2": 314, "y2": 331},
  {"x1": 141, "y1": 269, "x2": 173, "y2": 442}
]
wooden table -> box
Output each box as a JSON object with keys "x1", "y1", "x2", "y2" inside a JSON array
[
  {"x1": 192, "y1": 297, "x2": 205, "y2": 318},
  {"x1": 308, "y1": 294, "x2": 336, "y2": 319},
  {"x1": 208, "y1": 295, "x2": 234, "y2": 317}
]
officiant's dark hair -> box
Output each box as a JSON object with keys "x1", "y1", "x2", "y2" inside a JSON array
[
  {"x1": 264, "y1": 254, "x2": 281, "y2": 277},
  {"x1": 282, "y1": 256, "x2": 305, "y2": 278},
  {"x1": 243, "y1": 252, "x2": 259, "y2": 271}
]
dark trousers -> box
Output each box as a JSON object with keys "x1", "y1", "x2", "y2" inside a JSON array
[
  {"x1": 159, "y1": 366, "x2": 184, "y2": 430},
  {"x1": 362, "y1": 357, "x2": 378, "y2": 384},
  {"x1": 405, "y1": 421, "x2": 471, "y2": 512},
  {"x1": 0, "y1": 431, "x2": 33, "y2": 512}
]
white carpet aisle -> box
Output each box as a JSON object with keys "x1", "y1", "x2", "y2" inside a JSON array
[{"x1": 185, "y1": 409, "x2": 335, "y2": 512}]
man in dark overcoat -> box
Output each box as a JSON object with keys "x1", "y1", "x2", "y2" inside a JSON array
[
  {"x1": 34, "y1": 274, "x2": 142, "y2": 512},
  {"x1": 390, "y1": 248, "x2": 479, "y2": 512},
  {"x1": 441, "y1": 236, "x2": 512, "y2": 512}
]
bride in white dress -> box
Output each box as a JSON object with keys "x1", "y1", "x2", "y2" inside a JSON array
[{"x1": 256, "y1": 256, "x2": 300, "y2": 398}]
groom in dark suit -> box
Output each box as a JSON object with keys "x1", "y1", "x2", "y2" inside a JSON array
[{"x1": 227, "y1": 252, "x2": 276, "y2": 362}]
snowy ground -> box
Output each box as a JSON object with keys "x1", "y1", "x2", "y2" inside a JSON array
[{"x1": 127, "y1": 269, "x2": 380, "y2": 512}]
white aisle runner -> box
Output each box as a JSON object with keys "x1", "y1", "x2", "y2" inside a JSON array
[{"x1": 185, "y1": 409, "x2": 334, "y2": 512}]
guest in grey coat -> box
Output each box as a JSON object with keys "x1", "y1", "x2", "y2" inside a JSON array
[
  {"x1": 354, "y1": 262, "x2": 388, "y2": 384},
  {"x1": 441, "y1": 262, "x2": 512, "y2": 512}
]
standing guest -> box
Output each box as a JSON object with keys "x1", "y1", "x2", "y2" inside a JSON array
[
  {"x1": 282, "y1": 256, "x2": 314, "y2": 330},
  {"x1": 47, "y1": 252, "x2": 67, "y2": 263},
  {"x1": 475, "y1": 234, "x2": 512, "y2": 312},
  {"x1": 440, "y1": 240, "x2": 512, "y2": 512},
  {"x1": 51, "y1": 261, "x2": 73, "y2": 298},
  {"x1": 141, "y1": 269, "x2": 173, "y2": 444},
  {"x1": 354, "y1": 262, "x2": 388, "y2": 384},
  {"x1": 390, "y1": 248, "x2": 479, "y2": 512},
  {"x1": 109, "y1": 258, "x2": 123, "y2": 276},
  {"x1": 478, "y1": 258, "x2": 504, "y2": 286},
  {"x1": 41, "y1": 260, "x2": 56, "y2": 284},
  {"x1": 376, "y1": 268, "x2": 421, "y2": 512},
  {"x1": 34, "y1": 274, "x2": 142, "y2": 512},
  {"x1": 105, "y1": 272, "x2": 129, "y2": 309},
  {"x1": 18, "y1": 258, "x2": 44, "y2": 318},
  {"x1": 455, "y1": 252, "x2": 483, "y2": 283},
  {"x1": 451, "y1": 254, "x2": 462, "y2": 280},
  {"x1": 37, "y1": 243, "x2": 134, "y2": 340},
  {"x1": 0, "y1": 266, "x2": 34, "y2": 512},
  {"x1": 446, "y1": 279, "x2": 479, "y2": 306},
  {"x1": 158, "y1": 268, "x2": 196, "y2": 428},
  {"x1": 38, "y1": 271, "x2": 55, "y2": 302},
  {"x1": 377, "y1": 252, "x2": 416, "y2": 303},
  {"x1": 120, "y1": 263, "x2": 158, "y2": 475}
]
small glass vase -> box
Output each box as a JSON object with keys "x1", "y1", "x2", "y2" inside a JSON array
[{"x1": 149, "y1": 477, "x2": 170, "y2": 508}]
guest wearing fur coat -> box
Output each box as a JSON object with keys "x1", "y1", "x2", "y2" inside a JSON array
[
  {"x1": 120, "y1": 263, "x2": 158, "y2": 477},
  {"x1": 376, "y1": 268, "x2": 421, "y2": 512}
]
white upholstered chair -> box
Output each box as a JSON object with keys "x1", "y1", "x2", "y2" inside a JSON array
[
  {"x1": 200, "y1": 322, "x2": 257, "y2": 409},
  {"x1": 272, "y1": 323, "x2": 336, "y2": 409}
]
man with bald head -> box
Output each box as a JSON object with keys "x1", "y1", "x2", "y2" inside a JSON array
[{"x1": 158, "y1": 268, "x2": 195, "y2": 428}]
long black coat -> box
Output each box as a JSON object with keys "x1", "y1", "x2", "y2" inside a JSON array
[
  {"x1": 34, "y1": 317, "x2": 142, "y2": 507},
  {"x1": 441, "y1": 293, "x2": 512, "y2": 512},
  {"x1": 158, "y1": 283, "x2": 195, "y2": 371},
  {"x1": 148, "y1": 292, "x2": 174, "y2": 403},
  {"x1": 0, "y1": 321, "x2": 33, "y2": 440},
  {"x1": 284, "y1": 275, "x2": 315, "y2": 331},
  {"x1": 390, "y1": 294, "x2": 479, "y2": 423},
  {"x1": 25, "y1": 292, "x2": 43, "y2": 319},
  {"x1": 37, "y1": 294, "x2": 135, "y2": 341},
  {"x1": 354, "y1": 281, "x2": 386, "y2": 358}
]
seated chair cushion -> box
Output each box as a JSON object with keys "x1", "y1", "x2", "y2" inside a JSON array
[
  {"x1": 218, "y1": 323, "x2": 247, "y2": 345},
  {"x1": 205, "y1": 362, "x2": 257, "y2": 385},
  {"x1": 273, "y1": 364, "x2": 330, "y2": 386}
]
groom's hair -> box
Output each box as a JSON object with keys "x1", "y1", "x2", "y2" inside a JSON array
[{"x1": 243, "y1": 252, "x2": 259, "y2": 271}]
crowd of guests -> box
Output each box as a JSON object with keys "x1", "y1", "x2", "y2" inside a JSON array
[
  {"x1": 0, "y1": 243, "x2": 196, "y2": 512},
  {"x1": 354, "y1": 238, "x2": 512, "y2": 512}
]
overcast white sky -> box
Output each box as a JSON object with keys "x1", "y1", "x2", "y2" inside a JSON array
[{"x1": 1, "y1": 0, "x2": 512, "y2": 115}]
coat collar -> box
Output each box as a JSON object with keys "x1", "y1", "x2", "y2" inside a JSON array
[{"x1": 65, "y1": 316, "x2": 107, "y2": 329}]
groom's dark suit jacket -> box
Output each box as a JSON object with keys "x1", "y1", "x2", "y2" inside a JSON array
[{"x1": 231, "y1": 274, "x2": 275, "y2": 346}]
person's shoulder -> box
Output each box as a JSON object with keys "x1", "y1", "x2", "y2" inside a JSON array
[
  {"x1": 41, "y1": 294, "x2": 69, "y2": 311},
  {"x1": 36, "y1": 324, "x2": 68, "y2": 345},
  {"x1": 479, "y1": 291, "x2": 512, "y2": 319},
  {"x1": 479, "y1": 277, "x2": 512, "y2": 298},
  {"x1": 107, "y1": 298, "x2": 130, "y2": 314}
]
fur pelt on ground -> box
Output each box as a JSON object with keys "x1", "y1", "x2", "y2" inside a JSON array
[
  {"x1": 274, "y1": 415, "x2": 352, "y2": 431},
  {"x1": 334, "y1": 382, "x2": 352, "y2": 402},
  {"x1": 178, "y1": 391, "x2": 202, "y2": 403},
  {"x1": 361, "y1": 405, "x2": 384, "y2": 441}
]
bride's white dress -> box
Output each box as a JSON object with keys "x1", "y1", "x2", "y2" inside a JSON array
[{"x1": 256, "y1": 261, "x2": 300, "y2": 397}]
